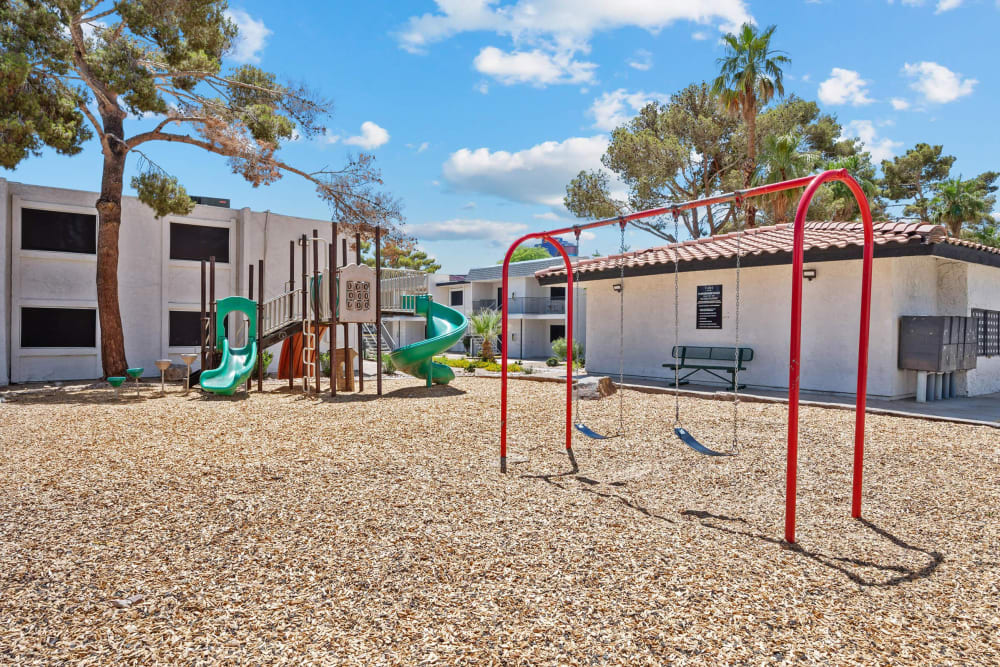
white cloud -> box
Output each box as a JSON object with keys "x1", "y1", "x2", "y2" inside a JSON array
[
  {"x1": 343, "y1": 122, "x2": 390, "y2": 149},
  {"x1": 890, "y1": 97, "x2": 910, "y2": 110},
  {"x1": 817, "y1": 68, "x2": 874, "y2": 106},
  {"x1": 903, "y1": 61, "x2": 977, "y2": 103},
  {"x1": 396, "y1": 1, "x2": 752, "y2": 53},
  {"x1": 397, "y1": 1, "x2": 751, "y2": 88},
  {"x1": 475, "y1": 81, "x2": 490, "y2": 94},
  {"x1": 589, "y1": 89, "x2": 670, "y2": 131},
  {"x1": 691, "y1": 31, "x2": 710, "y2": 40},
  {"x1": 461, "y1": 201, "x2": 476, "y2": 210},
  {"x1": 321, "y1": 130, "x2": 341, "y2": 145},
  {"x1": 473, "y1": 46, "x2": 596, "y2": 86},
  {"x1": 225, "y1": 9, "x2": 272, "y2": 64},
  {"x1": 406, "y1": 141, "x2": 430, "y2": 152},
  {"x1": 842, "y1": 120, "x2": 902, "y2": 162},
  {"x1": 533, "y1": 212, "x2": 562, "y2": 221},
  {"x1": 407, "y1": 219, "x2": 530, "y2": 246},
  {"x1": 627, "y1": 49, "x2": 653, "y2": 71},
  {"x1": 442, "y1": 135, "x2": 610, "y2": 208},
  {"x1": 936, "y1": 0, "x2": 963, "y2": 11}
]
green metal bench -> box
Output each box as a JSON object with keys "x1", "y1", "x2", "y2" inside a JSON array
[{"x1": 663, "y1": 345, "x2": 754, "y2": 390}]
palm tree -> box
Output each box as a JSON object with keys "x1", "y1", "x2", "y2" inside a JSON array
[
  {"x1": 469, "y1": 309, "x2": 502, "y2": 361},
  {"x1": 755, "y1": 134, "x2": 814, "y2": 223},
  {"x1": 712, "y1": 23, "x2": 790, "y2": 228},
  {"x1": 931, "y1": 177, "x2": 996, "y2": 236}
]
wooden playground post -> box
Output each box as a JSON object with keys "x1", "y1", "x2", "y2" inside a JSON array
[
  {"x1": 200, "y1": 259, "x2": 207, "y2": 372},
  {"x1": 331, "y1": 224, "x2": 338, "y2": 396},
  {"x1": 247, "y1": 262, "x2": 254, "y2": 393},
  {"x1": 375, "y1": 226, "x2": 382, "y2": 396},
  {"x1": 312, "y1": 229, "x2": 321, "y2": 395},
  {"x1": 341, "y1": 238, "x2": 349, "y2": 391},
  {"x1": 209, "y1": 256, "x2": 216, "y2": 363},
  {"x1": 300, "y1": 234, "x2": 308, "y2": 392},
  {"x1": 287, "y1": 240, "x2": 295, "y2": 389},
  {"x1": 257, "y1": 259, "x2": 264, "y2": 392},
  {"x1": 355, "y1": 232, "x2": 364, "y2": 392}
]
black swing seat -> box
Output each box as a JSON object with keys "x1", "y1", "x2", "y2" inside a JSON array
[
  {"x1": 575, "y1": 422, "x2": 618, "y2": 440},
  {"x1": 674, "y1": 427, "x2": 734, "y2": 457}
]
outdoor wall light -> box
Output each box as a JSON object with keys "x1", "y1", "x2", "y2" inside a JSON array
[
  {"x1": 612, "y1": 282, "x2": 623, "y2": 293},
  {"x1": 803, "y1": 268, "x2": 817, "y2": 281}
]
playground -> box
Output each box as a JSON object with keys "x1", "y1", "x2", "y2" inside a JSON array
[{"x1": 1, "y1": 376, "x2": 997, "y2": 663}]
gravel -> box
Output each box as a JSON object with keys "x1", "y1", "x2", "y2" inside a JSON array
[{"x1": 1, "y1": 377, "x2": 997, "y2": 664}]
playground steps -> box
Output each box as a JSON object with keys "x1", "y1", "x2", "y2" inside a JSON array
[{"x1": 361, "y1": 322, "x2": 394, "y2": 360}]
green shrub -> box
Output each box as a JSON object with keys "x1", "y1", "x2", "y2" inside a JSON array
[
  {"x1": 550, "y1": 337, "x2": 584, "y2": 362},
  {"x1": 319, "y1": 351, "x2": 331, "y2": 376},
  {"x1": 546, "y1": 357, "x2": 560, "y2": 367},
  {"x1": 382, "y1": 353, "x2": 397, "y2": 375},
  {"x1": 252, "y1": 350, "x2": 274, "y2": 380}
]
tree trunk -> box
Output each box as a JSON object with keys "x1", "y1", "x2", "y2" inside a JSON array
[
  {"x1": 95, "y1": 114, "x2": 129, "y2": 378},
  {"x1": 744, "y1": 109, "x2": 757, "y2": 228}
]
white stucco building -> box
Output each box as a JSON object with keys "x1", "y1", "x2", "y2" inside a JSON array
[
  {"x1": 0, "y1": 179, "x2": 358, "y2": 384},
  {"x1": 536, "y1": 221, "x2": 1000, "y2": 399},
  {"x1": 382, "y1": 257, "x2": 587, "y2": 360}
]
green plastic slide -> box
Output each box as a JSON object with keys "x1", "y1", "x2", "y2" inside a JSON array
[
  {"x1": 390, "y1": 295, "x2": 468, "y2": 386},
  {"x1": 201, "y1": 296, "x2": 259, "y2": 396}
]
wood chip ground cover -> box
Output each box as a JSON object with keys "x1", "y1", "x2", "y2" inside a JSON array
[{"x1": 0, "y1": 377, "x2": 997, "y2": 664}]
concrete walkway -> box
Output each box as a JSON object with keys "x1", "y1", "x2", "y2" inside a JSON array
[{"x1": 609, "y1": 375, "x2": 1000, "y2": 428}]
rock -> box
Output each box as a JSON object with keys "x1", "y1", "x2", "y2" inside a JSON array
[
  {"x1": 573, "y1": 376, "x2": 617, "y2": 400},
  {"x1": 111, "y1": 594, "x2": 144, "y2": 609},
  {"x1": 163, "y1": 364, "x2": 189, "y2": 382}
]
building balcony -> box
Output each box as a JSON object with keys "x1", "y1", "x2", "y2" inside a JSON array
[{"x1": 473, "y1": 297, "x2": 566, "y2": 315}]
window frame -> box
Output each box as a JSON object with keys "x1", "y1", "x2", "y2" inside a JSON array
[
  {"x1": 20, "y1": 206, "x2": 98, "y2": 256},
  {"x1": 168, "y1": 221, "x2": 232, "y2": 264},
  {"x1": 14, "y1": 200, "x2": 100, "y2": 263},
  {"x1": 19, "y1": 305, "x2": 98, "y2": 349},
  {"x1": 449, "y1": 289, "x2": 464, "y2": 307}
]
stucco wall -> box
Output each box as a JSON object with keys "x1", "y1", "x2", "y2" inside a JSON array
[
  {"x1": 3, "y1": 180, "x2": 352, "y2": 383},
  {"x1": 582, "y1": 255, "x2": 999, "y2": 398},
  {"x1": 0, "y1": 179, "x2": 9, "y2": 385},
  {"x1": 966, "y1": 262, "x2": 1000, "y2": 395}
]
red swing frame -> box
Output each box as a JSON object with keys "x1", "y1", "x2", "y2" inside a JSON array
[{"x1": 499, "y1": 169, "x2": 875, "y2": 544}]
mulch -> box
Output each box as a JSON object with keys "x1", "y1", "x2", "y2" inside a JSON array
[{"x1": 0, "y1": 377, "x2": 997, "y2": 664}]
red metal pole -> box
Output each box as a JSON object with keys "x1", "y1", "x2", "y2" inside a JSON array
[
  {"x1": 846, "y1": 179, "x2": 875, "y2": 519},
  {"x1": 784, "y1": 169, "x2": 874, "y2": 544},
  {"x1": 500, "y1": 232, "x2": 576, "y2": 473}
]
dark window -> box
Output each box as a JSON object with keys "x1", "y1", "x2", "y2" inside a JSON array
[
  {"x1": 170, "y1": 223, "x2": 230, "y2": 262},
  {"x1": 973, "y1": 308, "x2": 1000, "y2": 356},
  {"x1": 169, "y1": 311, "x2": 203, "y2": 347},
  {"x1": 550, "y1": 287, "x2": 566, "y2": 300},
  {"x1": 170, "y1": 310, "x2": 229, "y2": 347},
  {"x1": 549, "y1": 324, "x2": 565, "y2": 342},
  {"x1": 450, "y1": 290, "x2": 464, "y2": 307},
  {"x1": 21, "y1": 307, "x2": 96, "y2": 348},
  {"x1": 21, "y1": 208, "x2": 96, "y2": 254}
]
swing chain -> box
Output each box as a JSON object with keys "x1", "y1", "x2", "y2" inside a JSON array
[
  {"x1": 618, "y1": 219, "x2": 627, "y2": 434},
  {"x1": 572, "y1": 227, "x2": 582, "y2": 427},
  {"x1": 671, "y1": 209, "x2": 681, "y2": 426},
  {"x1": 731, "y1": 195, "x2": 745, "y2": 455}
]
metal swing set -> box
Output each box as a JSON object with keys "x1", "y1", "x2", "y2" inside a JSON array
[{"x1": 499, "y1": 169, "x2": 877, "y2": 544}]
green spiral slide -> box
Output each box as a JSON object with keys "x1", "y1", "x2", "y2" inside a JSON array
[
  {"x1": 201, "y1": 296, "x2": 258, "y2": 396},
  {"x1": 390, "y1": 295, "x2": 468, "y2": 386}
]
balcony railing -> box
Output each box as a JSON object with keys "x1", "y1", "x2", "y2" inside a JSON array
[
  {"x1": 473, "y1": 297, "x2": 566, "y2": 315},
  {"x1": 472, "y1": 299, "x2": 498, "y2": 313}
]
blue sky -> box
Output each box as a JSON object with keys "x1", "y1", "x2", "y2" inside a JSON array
[{"x1": 10, "y1": 0, "x2": 1000, "y2": 274}]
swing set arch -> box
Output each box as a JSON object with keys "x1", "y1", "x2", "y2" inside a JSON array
[{"x1": 498, "y1": 169, "x2": 875, "y2": 545}]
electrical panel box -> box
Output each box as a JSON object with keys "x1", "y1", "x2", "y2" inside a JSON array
[{"x1": 898, "y1": 316, "x2": 978, "y2": 372}]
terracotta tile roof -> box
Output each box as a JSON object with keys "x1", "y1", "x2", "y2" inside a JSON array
[{"x1": 534, "y1": 221, "x2": 999, "y2": 280}]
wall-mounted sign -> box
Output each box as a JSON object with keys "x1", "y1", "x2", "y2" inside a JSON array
[
  {"x1": 696, "y1": 284, "x2": 723, "y2": 329},
  {"x1": 337, "y1": 263, "x2": 377, "y2": 323}
]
